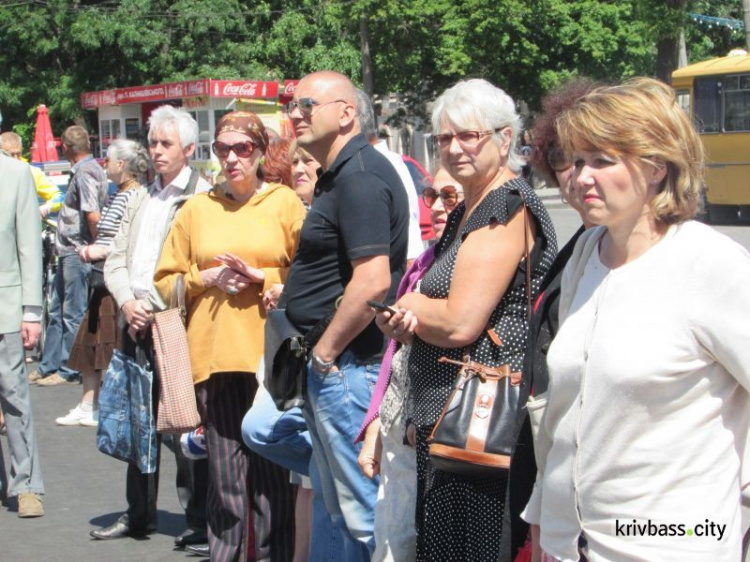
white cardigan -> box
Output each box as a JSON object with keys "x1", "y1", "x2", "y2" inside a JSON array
[{"x1": 523, "y1": 221, "x2": 750, "y2": 561}]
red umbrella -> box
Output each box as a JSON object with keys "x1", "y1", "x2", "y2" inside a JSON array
[{"x1": 31, "y1": 104, "x2": 58, "y2": 162}]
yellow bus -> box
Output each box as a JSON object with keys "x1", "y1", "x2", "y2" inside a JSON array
[{"x1": 672, "y1": 50, "x2": 750, "y2": 223}]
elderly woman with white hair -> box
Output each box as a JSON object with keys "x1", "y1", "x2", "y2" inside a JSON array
[
  {"x1": 372, "y1": 79, "x2": 557, "y2": 560},
  {"x1": 57, "y1": 139, "x2": 148, "y2": 427}
]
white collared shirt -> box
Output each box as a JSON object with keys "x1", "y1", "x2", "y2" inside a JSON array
[
  {"x1": 373, "y1": 140, "x2": 424, "y2": 260},
  {"x1": 129, "y1": 166, "x2": 209, "y2": 298}
]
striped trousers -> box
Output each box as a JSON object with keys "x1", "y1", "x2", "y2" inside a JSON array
[{"x1": 198, "y1": 372, "x2": 296, "y2": 562}]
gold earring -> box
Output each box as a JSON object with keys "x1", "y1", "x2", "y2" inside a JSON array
[{"x1": 259, "y1": 156, "x2": 266, "y2": 165}]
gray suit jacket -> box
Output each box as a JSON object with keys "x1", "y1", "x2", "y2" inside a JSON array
[{"x1": 0, "y1": 155, "x2": 43, "y2": 334}]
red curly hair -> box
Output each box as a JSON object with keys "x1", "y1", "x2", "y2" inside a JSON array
[
  {"x1": 530, "y1": 78, "x2": 599, "y2": 186},
  {"x1": 260, "y1": 137, "x2": 294, "y2": 187}
]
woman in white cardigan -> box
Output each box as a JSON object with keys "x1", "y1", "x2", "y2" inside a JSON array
[{"x1": 523, "y1": 77, "x2": 750, "y2": 562}]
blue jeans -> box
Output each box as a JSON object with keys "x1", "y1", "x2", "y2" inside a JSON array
[
  {"x1": 304, "y1": 351, "x2": 380, "y2": 562},
  {"x1": 241, "y1": 385, "x2": 312, "y2": 476},
  {"x1": 40, "y1": 253, "x2": 90, "y2": 379}
]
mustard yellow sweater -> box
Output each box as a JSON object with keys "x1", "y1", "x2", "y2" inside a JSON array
[{"x1": 154, "y1": 182, "x2": 306, "y2": 384}]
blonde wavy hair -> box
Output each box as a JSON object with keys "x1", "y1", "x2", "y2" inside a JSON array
[{"x1": 556, "y1": 77, "x2": 705, "y2": 225}]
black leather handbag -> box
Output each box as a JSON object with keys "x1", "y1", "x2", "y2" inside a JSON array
[
  {"x1": 264, "y1": 310, "x2": 308, "y2": 411},
  {"x1": 428, "y1": 355, "x2": 523, "y2": 476},
  {"x1": 427, "y1": 199, "x2": 532, "y2": 476},
  {"x1": 90, "y1": 260, "x2": 106, "y2": 289},
  {"x1": 264, "y1": 308, "x2": 336, "y2": 411}
]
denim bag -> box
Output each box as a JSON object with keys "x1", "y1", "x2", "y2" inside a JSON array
[{"x1": 97, "y1": 349, "x2": 158, "y2": 474}]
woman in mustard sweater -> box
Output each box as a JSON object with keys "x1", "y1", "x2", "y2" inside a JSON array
[{"x1": 155, "y1": 111, "x2": 306, "y2": 562}]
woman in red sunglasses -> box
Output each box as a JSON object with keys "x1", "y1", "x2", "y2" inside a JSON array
[{"x1": 154, "y1": 111, "x2": 306, "y2": 561}]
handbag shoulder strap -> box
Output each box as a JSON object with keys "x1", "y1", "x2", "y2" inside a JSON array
[
  {"x1": 484, "y1": 191, "x2": 533, "y2": 347},
  {"x1": 519, "y1": 190, "x2": 532, "y2": 322},
  {"x1": 168, "y1": 275, "x2": 187, "y2": 324},
  {"x1": 184, "y1": 168, "x2": 201, "y2": 196}
]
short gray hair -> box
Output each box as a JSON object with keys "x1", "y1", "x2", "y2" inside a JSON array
[
  {"x1": 0, "y1": 131, "x2": 22, "y2": 150},
  {"x1": 356, "y1": 89, "x2": 377, "y2": 141},
  {"x1": 61, "y1": 125, "x2": 91, "y2": 155},
  {"x1": 431, "y1": 79, "x2": 524, "y2": 173},
  {"x1": 147, "y1": 105, "x2": 198, "y2": 148},
  {"x1": 107, "y1": 139, "x2": 150, "y2": 176}
]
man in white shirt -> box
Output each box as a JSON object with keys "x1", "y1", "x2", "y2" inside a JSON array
[
  {"x1": 356, "y1": 89, "x2": 423, "y2": 263},
  {"x1": 92, "y1": 106, "x2": 211, "y2": 550}
]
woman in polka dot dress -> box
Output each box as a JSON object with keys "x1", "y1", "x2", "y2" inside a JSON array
[{"x1": 375, "y1": 79, "x2": 557, "y2": 561}]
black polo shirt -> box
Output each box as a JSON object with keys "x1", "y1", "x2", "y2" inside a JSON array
[{"x1": 282, "y1": 133, "x2": 409, "y2": 360}]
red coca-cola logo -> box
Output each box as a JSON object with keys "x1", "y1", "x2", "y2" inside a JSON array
[
  {"x1": 187, "y1": 81, "x2": 205, "y2": 96},
  {"x1": 284, "y1": 81, "x2": 298, "y2": 95},
  {"x1": 167, "y1": 84, "x2": 185, "y2": 98},
  {"x1": 82, "y1": 93, "x2": 98, "y2": 107},
  {"x1": 222, "y1": 82, "x2": 259, "y2": 97}
]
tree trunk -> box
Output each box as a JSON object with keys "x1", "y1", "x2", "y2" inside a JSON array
[
  {"x1": 743, "y1": 0, "x2": 750, "y2": 51},
  {"x1": 360, "y1": 17, "x2": 374, "y2": 98},
  {"x1": 654, "y1": 0, "x2": 688, "y2": 84},
  {"x1": 678, "y1": 29, "x2": 688, "y2": 68}
]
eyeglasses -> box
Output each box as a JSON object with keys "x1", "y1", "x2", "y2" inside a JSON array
[
  {"x1": 212, "y1": 140, "x2": 258, "y2": 159},
  {"x1": 432, "y1": 129, "x2": 502, "y2": 149},
  {"x1": 422, "y1": 186, "x2": 464, "y2": 207},
  {"x1": 286, "y1": 98, "x2": 347, "y2": 116},
  {"x1": 546, "y1": 146, "x2": 572, "y2": 172},
  {"x1": 9, "y1": 150, "x2": 22, "y2": 159}
]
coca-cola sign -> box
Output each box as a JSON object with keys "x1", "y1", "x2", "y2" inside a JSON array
[
  {"x1": 280, "y1": 80, "x2": 299, "y2": 101},
  {"x1": 80, "y1": 89, "x2": 117, "y2": 109},
  {"x1": 80, "y1": 78, "x2": 292, "y2": 111},
  {"x1": 211, "y1": 80, "x2": 279, "y2": 99},
  {"x1": 186, "y1": 80, "x2": 207, "y2": 96},
  {"x1": 80, "y1": 92, "x2": 99, "y2": 109},
  {"x1": 101, "y1": 90, "x2": 116, "y2": 105},
  {"x1": 167, "y1": 83, "x2": 185, "y2": 98},
  {"x1": 164, "y1": 79, "x2": 208, "y2": 99}
]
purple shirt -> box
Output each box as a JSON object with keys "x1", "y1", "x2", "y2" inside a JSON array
[{"x1": 355, "y1": 246, "x2": 436, "y2": 442}]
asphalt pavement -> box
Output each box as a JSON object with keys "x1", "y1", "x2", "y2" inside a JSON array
[
  {"x1": 0, "y1": 367, "x2": 201, "y2": 562},
  {"x1": 1, "y1": 194, "x2": 748, "y2": 562}
]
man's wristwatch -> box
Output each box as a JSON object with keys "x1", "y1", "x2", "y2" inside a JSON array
[{"x1": 311, "y1": 352, "x2": 336, "y2": 374}]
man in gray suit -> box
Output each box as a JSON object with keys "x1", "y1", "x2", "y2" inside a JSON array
[{"x1": 0, "y1": 153, "x2": 45, "y2": 517}]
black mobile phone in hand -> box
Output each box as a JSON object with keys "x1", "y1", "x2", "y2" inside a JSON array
[{"x1": 367, "y1": 300, "x2": 398, "y2": 315}]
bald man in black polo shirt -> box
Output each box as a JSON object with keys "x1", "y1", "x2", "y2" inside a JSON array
[{"x1": 282, "y1": 71, "x2": 408, "y2": 561}]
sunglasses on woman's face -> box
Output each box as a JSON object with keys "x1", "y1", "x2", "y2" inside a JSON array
[
  {"x1": 547, "y1": 145, "x2": 573, "y2": 172},
  {"x1": 212, "y1": 140, "x2": 258, "y2": 159},
  {"x1": 422, "y1": 186, "x2": 464, "y2": 207}
]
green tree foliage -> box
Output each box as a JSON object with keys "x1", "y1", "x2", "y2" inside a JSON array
[
  {"x1": 0, "y1": 0, "x2": 743, "y2": 137},
  {"x1": 0, "y1": 0, "x2": 360, "y2": 135},
  {"x1": 685, "y1": 0, "x2": 747, "y2": 61},
  {"x1": 350, "y1": 0, "x2": 654, "y2": 120}
]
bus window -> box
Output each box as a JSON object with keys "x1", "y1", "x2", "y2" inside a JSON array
[
  {"x1": 693, "y1": 77, "x2": 722, "y2": 133},
  {"x1": 723, "y1": 74, "x2": 750, "y2": 132},
  {"x1": 675, "y1": 89, "x2": 690, "y2": 115}
]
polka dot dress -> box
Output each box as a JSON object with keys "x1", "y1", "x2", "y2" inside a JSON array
[{"x1": 409, "y1": 178, "x2": 557, "y2": 562}]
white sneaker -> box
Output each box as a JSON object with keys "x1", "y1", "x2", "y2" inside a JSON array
[
  {"x1": 79, "y1": 409, "x2": 99, "y2": 428},
  {"x1": 55, "y1": 404, "x2": 96, "y2": 427}
]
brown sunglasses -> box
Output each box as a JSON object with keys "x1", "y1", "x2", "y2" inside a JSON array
[{"x1": 422, "y1": 186, "x2": 464, "y2": 207}]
